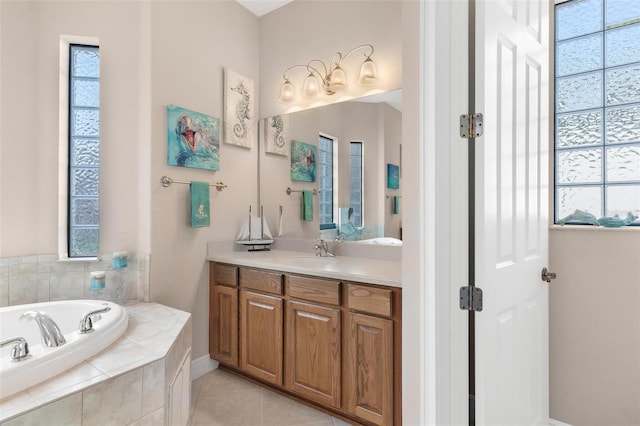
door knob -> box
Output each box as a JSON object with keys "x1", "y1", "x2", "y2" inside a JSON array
[{"x1": 541, "y1": 267, "x2": 556, "y2": 283}]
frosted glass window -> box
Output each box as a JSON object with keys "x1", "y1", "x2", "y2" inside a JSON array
[
  {"x1": 606, "y1": 145, "x2": 640, "y2": 182},
  {"x1": 556, "y1": 0, "x2": 603, "y2": 41},
  {"x1": 556, "y1": 71, "x2": 602, "y2": 113},
  {"x1": 605, "y1": 64, "x2": 640, "y2": 106},
  {"x1": 557, "y1": 148, "x2": 602, "y2": 184},
  {"x1": 69, "y1": 44, "x2": 100, "y2": 257},
  {"x1": 554, "y1": 0, "x2": 640, "y2": 225},
  {"x1": 556, "y1": 110, "x2": 602, "y2": 148},
  {"x1": 556, "y1": 33, "x2": 602, "y2": 77},
  {"x1": 605, "y1": 23, "x2": 640, "y2": 67},
  {"x1": 605, "y1": 105, "x2": 640, "y2": 144},
  {"x1": 318, "y1": 135, "x2": 334, "y2": 226},
  {"x1": 556, "y1": 186, "x2": 603, "y2": 219},
  {"x1": 605, "y1": 0, "x2": 640, "y2": 28},
  {"x1": 350, "y1": 142, "x2": 363, "y2": 228}
]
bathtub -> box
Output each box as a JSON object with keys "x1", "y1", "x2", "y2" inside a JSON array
[{"x1": 0, "y1": 300, "x2": 128, "y2": 400}]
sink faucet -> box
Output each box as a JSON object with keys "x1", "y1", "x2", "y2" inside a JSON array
[
  {"x1": 314, "y1": 238, "x2": 335, "y2": 257},
  {"x1": 20, "y1": 311, "x2": 66, "y2": 347}
]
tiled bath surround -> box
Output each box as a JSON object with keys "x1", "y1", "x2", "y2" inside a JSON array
[
  {"x1": 0, "y1": 253, "x2": 150, "y2": 307},
  {"x1": 0, "y1": 303, "x2": 191, "y2": 425}
]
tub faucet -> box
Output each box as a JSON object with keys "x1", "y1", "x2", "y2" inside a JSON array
[
  {"x1": 20, "y1": 311, "x2": 66, "y2": 347},
  {"x1": 79, "y1": 305, "x2": 111, "y2": 334},
  {"x1": 0, "y1": 337, "x2": 30, "y2": 362}
]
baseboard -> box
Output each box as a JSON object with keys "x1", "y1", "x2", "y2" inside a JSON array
[
  {"x1": 191, "y1": 354, "x2": 219, "y2": 380},
  {"x1": 549, "y1": 418, "x2": 572, "y2": 426}
]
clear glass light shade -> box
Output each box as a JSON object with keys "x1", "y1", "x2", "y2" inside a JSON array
[
  {"x1": 302, "y1": 73, "x2": 319, "y2": 98},
  {"x1": 328, "y1": 65, "x2": 347, "y2": 92},
  {"x1": 278, "y1": 79, "x2": 295, "y2": 103},
  {"x1": 358, "y1": 57, "x2": 378, "y2": 85}
]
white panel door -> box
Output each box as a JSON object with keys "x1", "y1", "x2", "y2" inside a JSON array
[{"x1": 474, "y1": 0, "x2": 550, "y2": 424}]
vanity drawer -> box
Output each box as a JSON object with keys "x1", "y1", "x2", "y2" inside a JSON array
[
  {"x1": 240, "y1": 268, "x2": 283, "y2": 295},
  {"x1": 213, "y1": 263, "x2": 238, "y2": 287},
  {"x1": 286, "y1": 275, "x2": 341, "y2": 306},
  {"x1": 347, "y1": 283, "x2": 393, "y2": 318}
]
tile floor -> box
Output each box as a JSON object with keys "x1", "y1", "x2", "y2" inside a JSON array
[{"x1": 189, "y1": 369, "x2": 353, "y2": 426}]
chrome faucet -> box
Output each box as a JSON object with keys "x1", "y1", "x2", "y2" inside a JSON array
[
  {"x1": 79, "y1": 305, "x2": 111, "y2": 334},
  {"x1": 0, "y1": 336, "x2": 30, "y2": 362},
  {"x1": 20, "y1": 311, "x2": 66, "y2": 347},
  {"x1": 313, "y1": 238, "x2": 335, "y2": 257}
]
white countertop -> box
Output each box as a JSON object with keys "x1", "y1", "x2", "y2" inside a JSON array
[{"x1": 207, "y1": 249, "x2": 402, "y2": 288}]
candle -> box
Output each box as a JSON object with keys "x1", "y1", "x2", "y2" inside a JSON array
[
  {"x1": 113, "y1": 251, "x2": 128, "y2": 269},
  {"x1": 90, "y1": 271, "x2": 106, "y2": 290}
]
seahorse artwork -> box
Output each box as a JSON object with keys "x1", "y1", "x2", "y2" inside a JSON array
[
  {"x1": 264, "y1": 114, "x2": 289, "y2": 155},
  {"x1": 271, "y1": 115, "x2": 284, "y2": 148},
  {"x1": 224, "y1": 68, "x2": 255, "y2": 148},
  {"x1": 231, "y1": 80, "x2": 250, "y2": 140}
]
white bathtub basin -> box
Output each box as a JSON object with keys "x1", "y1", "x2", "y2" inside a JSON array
[{"x1": 0, "y1": 300, "x2": 128, "y2": 400}]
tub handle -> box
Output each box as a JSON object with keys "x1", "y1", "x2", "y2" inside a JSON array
[
  {"x1": 0, "y1": 337, "x2": 31, "y2": 362},
  {"x1": 79, "y1": 306, "x2": 112, "y2": 334}
]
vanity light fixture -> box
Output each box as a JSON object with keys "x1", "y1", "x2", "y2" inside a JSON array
[{"x1": 278, "y1": 44, "x2": 378, "y2": 103}]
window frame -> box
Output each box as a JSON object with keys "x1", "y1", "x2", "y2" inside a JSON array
[
  {"x1": 552, "y1": 0, "x2": 640, "y2": 227},
  {"x1": 318, "y1": 133, "x2": 337, "y2": 228},
  {"x1": 349, "y1": 141, "x2": 364, "y2": 228},
  {"x1": 58, "y1": 36, "x2": 101, "y2": 259}
]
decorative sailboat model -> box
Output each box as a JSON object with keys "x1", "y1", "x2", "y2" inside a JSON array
[{"x1": 235, "y1": 206, "x2": 274, "y2": 251}]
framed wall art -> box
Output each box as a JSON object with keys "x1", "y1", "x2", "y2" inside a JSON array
[
  {"x1": 167, "y1": 105, "x2": 220, "y2": 171},
  {"x1": 264, "y1": 114, "x2": 289, "y2": 156},
  {"x1": 291, "y1": 140, "x2": 317, "y2": 182},
  {"x1": 224, "y1": 68, "x2": 255, "y2": 149}
]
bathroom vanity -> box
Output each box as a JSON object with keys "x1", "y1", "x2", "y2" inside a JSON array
[{"x1": 207, "y1": 251, "x2": 401, "y2": 426}]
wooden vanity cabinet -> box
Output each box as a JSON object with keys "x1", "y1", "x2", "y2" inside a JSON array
[
  {"x1": 209, "y1": 263, "x2": 238, "y2": 367},
  {"x1": 285, "y1": 275, "x2": 342, "y2": 409},
  {"x1": 344, "y1": 283, "x2": 399, "y2": 426},
  {"x1": 239, "y1": 268, "x2": 284, "y2": 385},
  {"x1": 209, "y1": 262, "x2": 402, "y2": 426}
]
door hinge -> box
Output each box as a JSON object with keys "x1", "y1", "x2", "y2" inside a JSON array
[
  {"x1": 460, "y1": 286, "x2": 483, "y2": 312},
  {"x1": 460, "y1": 113, "x2": 484, "y2": 138}
]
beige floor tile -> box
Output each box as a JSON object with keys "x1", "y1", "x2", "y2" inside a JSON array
[
  {"x1": 190, "y1": 375, "x2": 204, "y2": 416},
  {"x1": 262, "y1": 389, "x2": 333, "y2": 426},
  {"x1": 198, "y1": 369, "x2": 262, "y2": 397},
  {"x1": 190, "y1": 389, "x2": 262, "y2": 426}
]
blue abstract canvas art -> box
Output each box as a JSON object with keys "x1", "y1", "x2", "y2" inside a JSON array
[
  {"x1": 167, "y1": 105, "x2": 220, "y2": 171},
  {"x1": 387, "y1": 163, "x2": 400, "y2": 189},
  {"x1": 291, "y1": 140, "x2": 317, "y2": 182}
]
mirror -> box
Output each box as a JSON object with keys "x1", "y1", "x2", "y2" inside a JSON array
[{"x1": 258, "y1": 89, "x2": 402, "y2": 244}]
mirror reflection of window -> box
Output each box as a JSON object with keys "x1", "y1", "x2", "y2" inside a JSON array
[
  {"x1": 350, "y1": 141, "x2": 363, "y2": 227},
  {"x1": 318, "y1": 134, "x2": 335, "y2": 228}
]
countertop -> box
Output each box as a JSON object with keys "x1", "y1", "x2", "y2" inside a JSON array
[{"x1": 206, "y1": 249, "x2": 402, "y2": 288}]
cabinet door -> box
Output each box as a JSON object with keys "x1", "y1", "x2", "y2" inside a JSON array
[
  {"x1": 240, "y1": 290, "x2": 283, "y2": 385},
  {"x1": 285, "y1": 301, "x2": 341, "y2": 408},
  {"x1": 210, "y1": 284, "x2": 238, "y2": 367},
  {"x1": 345, "y1": 313, "x2": 393, "y2": 426}
]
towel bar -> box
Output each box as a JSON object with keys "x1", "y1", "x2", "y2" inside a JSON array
[
  {"x1": 286, "y1": 187, "x2": 317, "y2": 196},
  {"x1": 160, "y1": 176, "x2": 227, "y2": 191}
]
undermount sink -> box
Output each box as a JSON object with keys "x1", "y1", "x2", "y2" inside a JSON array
[{"x1": 277, "y1": 256, "x2": 338, "y2": 268}]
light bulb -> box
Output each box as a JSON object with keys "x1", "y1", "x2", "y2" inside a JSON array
[
  {"x1": 278, "y1": 79, "x2": 295, "y2": 103},
  {"x1": 358, "y1": 57, "x2": 377, "y2": 85},
  {"x1": 302, "y1": 73, "x2": 319, "y2": 98}
]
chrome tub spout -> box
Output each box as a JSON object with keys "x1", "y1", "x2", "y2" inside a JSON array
[{"x1": 20, "y1": 311, "x2": 66, "y2": 347}]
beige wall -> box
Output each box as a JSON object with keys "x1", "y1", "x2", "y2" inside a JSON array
[
  {"x1": 549, "y1": 228, "x2": 640, "y2": 425},
  {"x1": 0, "y1": 0, "x2": 260, "y2": 359}
]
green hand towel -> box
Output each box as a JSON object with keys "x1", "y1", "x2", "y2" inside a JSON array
[
  {"x1": 302, "y1": 190, "x2": 314, "y2": 221},
  {"x1": 190, "y1": 181, "x2": 210, "y2": 227},
  {"x1": 393, "y1": 196, "x2": 400, "y2": 215}
]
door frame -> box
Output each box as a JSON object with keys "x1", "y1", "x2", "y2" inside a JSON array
[{"x1": 401, "y1": 1, "x2": 470, "y2": 425}]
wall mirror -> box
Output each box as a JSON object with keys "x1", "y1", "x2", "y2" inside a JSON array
[{"x1": 258, "y1": 89, "x2": 402, "y2": 245}]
